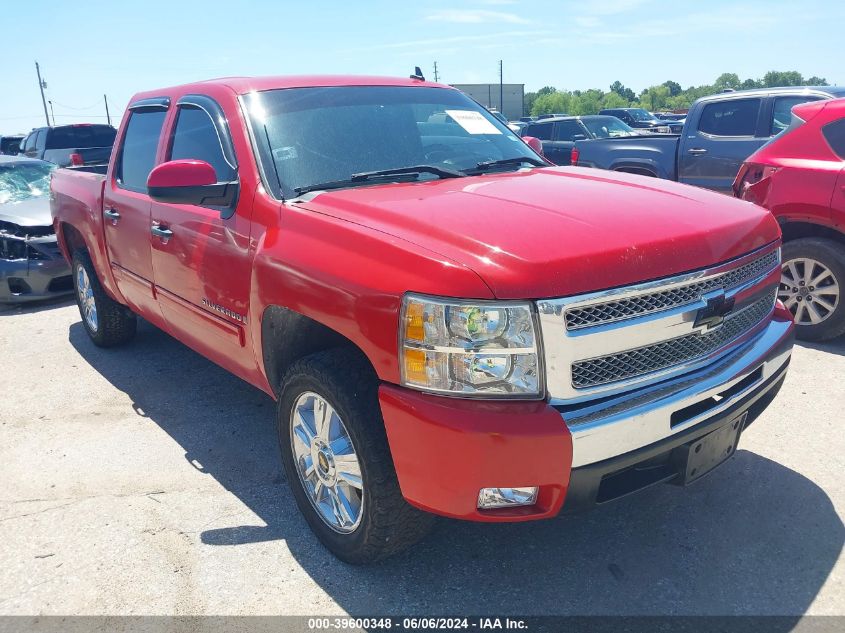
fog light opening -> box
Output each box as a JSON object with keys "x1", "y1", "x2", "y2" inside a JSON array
[{"x1": 477, "y1": 486, "x2": 539, "y2": 509}]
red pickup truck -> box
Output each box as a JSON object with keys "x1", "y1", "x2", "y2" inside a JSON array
[{"x1": 51, "y1": 75, "x2": 795, "y2": 563}]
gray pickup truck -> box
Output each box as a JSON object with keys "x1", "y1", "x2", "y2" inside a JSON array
[
  {"x1": 573, "y1": 87, "x2": 845, "y2": 193},
  {"x1": 19, "y1": 124, "x2": 116, "y2": 167}
]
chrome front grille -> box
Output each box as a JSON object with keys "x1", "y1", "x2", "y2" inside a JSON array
[
  {"x1": 536, "y1": 245, "x2": 781, "y2": 403},
  {"x1": 571, "y1": 289, "x2": 776, "y2": 389},
  {"x1": 564, "y1": 250, "x2": 779, "y2": 330}
]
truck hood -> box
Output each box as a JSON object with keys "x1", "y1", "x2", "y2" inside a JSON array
[
  {"x1": 0, "y1": 197, "x2": 53, "y2": 228},
  {"x1": 297, "y1": 167, "x2": 779, "y2": 299}
]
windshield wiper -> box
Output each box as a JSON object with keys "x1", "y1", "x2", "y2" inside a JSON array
[
  {"x1": 463, "y1": 156, "x2": 546, "y2": 175},
  {"x1": 293, "y1": 165, "x2": 464, "y2": 195}
]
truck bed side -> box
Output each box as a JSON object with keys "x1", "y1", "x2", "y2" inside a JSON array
[
  {"x1": 50, "y1": 168, "x2": 121, "y2": 301},
  {"x1": 574, "y1": 135, "x2": 680, "y2": 180}
]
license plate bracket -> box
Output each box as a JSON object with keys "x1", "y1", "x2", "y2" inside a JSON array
[{"x1": 675, "y1": 412, "x2": 747, "y2": 484}]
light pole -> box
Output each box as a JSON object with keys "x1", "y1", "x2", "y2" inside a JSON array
[
  {"x1": 47, "y1": 100, "x2": 56, "y2": 126},
  {"x1": 35, "y1": 61, "x2": 50, "y2": 127}
]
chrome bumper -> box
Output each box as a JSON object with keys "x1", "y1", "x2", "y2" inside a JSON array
[{"x1": 557, "y1": 314, "x2": 794, "y2": 468}]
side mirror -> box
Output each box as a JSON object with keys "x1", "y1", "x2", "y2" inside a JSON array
[
  {"x1": 147, "y1": 159, "x2": 237, "y2": 207},
  {"x1": 522, "y1": 136, "x2": 544, "y2": 157}
]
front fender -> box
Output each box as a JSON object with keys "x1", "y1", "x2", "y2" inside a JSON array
[{"x1": 249, "y1": 201, "x2": 493, "y2": 386}]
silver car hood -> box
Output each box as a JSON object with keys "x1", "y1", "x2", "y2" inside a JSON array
[{"x1": 0, "y1": 197, "x2": 52, "y2": 228}]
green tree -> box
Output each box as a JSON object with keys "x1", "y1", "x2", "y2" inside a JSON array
[
  {"x1": 525, "y1": 86, "x2": 558, "y2": 115},
  {"x1": 662, "y1": 80, "x2": 682, "y2": 97},
  {"x1": 601, "y1": 91, "x2": 629, "y2": 109},
  {"x1": 610, "y1": 81, "x2": 636, "y2": 102},
  {"x1": 762, "y1": 71, "x2": 805, "y2": 87},
  {"x1": 530, "y1": 91, "x2": 570, "y2": 116},
  {"x1": 807, "y1": 76, "x2": 829, "y2": 86},
  {"x1": 714, "y1": 73, "x2": 741, "y2": 91},
  {"x1": 639, "y1": 85, "x2": 671, "y2": 111},
  {"x1": 741, "y1": 78, "x2": 762, "y2": 90}
]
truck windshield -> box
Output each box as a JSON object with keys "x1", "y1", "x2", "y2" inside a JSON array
[
  {"x1": 245, "y1": 86, "x2": 541, "y2": 198},
  {"x1": 582, "y1": 117, "x2": 638, "y2": 138},
  {"x1": 0, "y1": 161, "x2": 55, "y2": 204},
  {"x1": 46, "y1": 125, "x2": 116, "y2": 150},
  {"x1": 628, "y1": 109, "x2": 659, "y2": 122}
]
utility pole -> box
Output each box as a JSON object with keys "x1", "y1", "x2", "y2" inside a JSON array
[
  {"x1": 35, "y1": 61, "x2": 50, "y2": 127},
  {"x1": 499, "y1": 60, "x2": 504, "y2": 117},
  {"x1": 47, "y1": 100, "x2": 56, "y2": 126},
  {"x1": 433, "y1": 62, "x2": 439, "y2": 83},
  {"x1": 104, "y1": 94, "x2": 112, "y2": 126}
]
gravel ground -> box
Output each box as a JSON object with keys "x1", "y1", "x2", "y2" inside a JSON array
[{"x1": 0, "y1": 298, "x2": 842, "y2": 617}]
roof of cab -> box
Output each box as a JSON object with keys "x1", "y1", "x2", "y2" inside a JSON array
[{"x1": 130, "y1": 75, "x2": 453, "y2": 103}]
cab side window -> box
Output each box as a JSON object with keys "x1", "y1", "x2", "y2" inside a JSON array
[
  {"x1": 770, "y1": 96, "x2": 823, "y2": 136},
  {"x1": 822, "y1": 118, "x2": 845, "y2": 160},
  {"x1": 524, "y1": 122, "x2": 552, "y2": 140},
  {"x1": 169, "y1": 106, "x2": 236, "y2": 181},
  {"x1": 698, "y1": 99, "x2": 761, "y2": 137},
  {"x1": 116, "y1": 110, "x2": 167, "y2": 192}
]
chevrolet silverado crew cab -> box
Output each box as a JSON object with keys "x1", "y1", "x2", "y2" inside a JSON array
[
  {"x1": 575, "y1": 87, "x2": 845, "y2": 193},
  {"x1": 51, "y1": 75, "x2": 795, "y2": 564}
]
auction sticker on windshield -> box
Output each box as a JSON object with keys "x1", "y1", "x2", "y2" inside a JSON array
[{"x1": 445, "y1": 110, "x2": 502, "y2": 134}]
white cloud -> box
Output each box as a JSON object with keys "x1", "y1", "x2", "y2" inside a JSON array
[
  {"x1": 350, "y1": 30, "x2": 550, "y2": 52},
  {"x1": 425, "y1": 9, "x2": 530, "y2": 24}
]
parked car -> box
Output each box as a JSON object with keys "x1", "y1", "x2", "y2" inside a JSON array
[
  {"x1": 537, "y1": 113, "x2": 568, "y2": 120},
  {"x1": 576, "y1": 87, "x2": 845, "y2": 193},
  {"x1": 52, "y1": 74, "x2": 793, "y2": 563},
  {"x1": 521, "y1": 115, "x2": 640, "y2": 165},
  {"x1": 599, "y1": 108, "x2": 680, "y2": 133},
  {"x1": 655, "y1": 112, "x2": 687, "y2": 122},
  {"x1": 0, "y1": 156, "x2": 72, "y2": 302},
  {"x1": 734, "y1": 98, "x2": 845, "y2": 341},
  {"x1": 0, "y1": 135, "x2": 24, "y2": 155},
  {"x1": 19, "y1": 123, "x2": 117, "y2": 167}
]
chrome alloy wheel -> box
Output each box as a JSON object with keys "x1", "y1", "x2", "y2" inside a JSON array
[
  {"x1": 290, "y1": 392, "x2": 364, "y2": 533},
  {"x1": 780, "y1": 258, "x2": 840, "y2": 326},
  {"x1": 76, "y1": 263, "x2": 98, "y2": 332}
]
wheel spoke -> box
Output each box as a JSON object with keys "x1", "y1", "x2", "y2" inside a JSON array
[
  {"x1": 784, "y1": 261, "x2": 800, "y2": 284},
  {"x1": 816, "y1": 283, "x2": 839, "y2": 299},
  {"x1": 292, "y1": 419, "x2": 315, "y2": 449},
  {"x1": 810, "y1": 268, "x2": 833, "y2": 288},
  {"x1": 301, "y1": 454, "x2": 315, "y2": 478},
  {"x1": 314, "y1": 398, "x2": 332, "y2": 441},
  {"x1": 805, "y1": 301, "x2": 824, "y2": 324},
  {"x1": 800, "y1": 260, "x2": 816, "y2": 285},
  {"x1": 335, "y1": 453, "x2": 363, "y2": 489},
  {"x1": 782, "y1": 296, "x2": 798, "y2": 310},
  {"x1": 328, "y1": 487, "x2": 355, "y2": 527},
  {"x1": 814, "y1": 296, "x2": 836, "y2": 312}
]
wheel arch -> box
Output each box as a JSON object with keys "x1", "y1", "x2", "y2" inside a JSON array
[
  {"x1": 779, "y1": 220, "x2": 845, "y2": 247},
  {"x1": 260, "y1": 305, "x2": 376, "y2": 398}
]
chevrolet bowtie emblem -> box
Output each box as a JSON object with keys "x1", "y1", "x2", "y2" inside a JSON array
[{"x1": 694, "y1": 291, "x2": 735, "y2": 331}]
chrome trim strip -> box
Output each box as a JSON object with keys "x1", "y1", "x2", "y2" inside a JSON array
[{"x1": 562, "y1": 316, "x2": 793, "y2": 467}]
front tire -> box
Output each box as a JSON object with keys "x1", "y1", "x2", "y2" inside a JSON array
[
  {"x1": 277, "y1": 349, "x2": 434, "y2": 564},
  {"x1": 72, "y1": 250, "x2": 137, "y2": 347},
  {"x1": 780, "y1": 238, "x2": 845, "y2": 341}
]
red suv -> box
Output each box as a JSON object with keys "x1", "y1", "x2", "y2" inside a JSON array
[{"x1": 735, "y1": 98, "x2": 845, "y2": 341}]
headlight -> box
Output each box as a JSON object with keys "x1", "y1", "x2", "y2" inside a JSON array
[{"x1": 399, "y1": 294, "x2": 543, "y2": 398}]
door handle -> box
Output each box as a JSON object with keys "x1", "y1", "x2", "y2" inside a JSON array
[
  {"x1": 104, "y1": 208, "x2": 121, "y2": 225},
  {"x1": 150, "y1": 225, "x2": 173, "y2": 240},
  {"x1": 687, "y1": 148, "x2": 708, "y2": 155}
]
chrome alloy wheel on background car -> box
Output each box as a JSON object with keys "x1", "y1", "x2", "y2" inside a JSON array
[
  {"x1": 290, "y1": 392, "x2": 364, "y2": 533},
  {"x1": 75, "y1": 263, "x2": 98, "y2": 332},
  {"x1": 779, "y1": 258, "x2": 840, "y2": 326}
]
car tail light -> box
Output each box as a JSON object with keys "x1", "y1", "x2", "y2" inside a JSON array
[
  {"x1": 69, "y1": 153, "x2": 84, "y2": 166},
  {"x1": 734, "y1": 163, "x2": 779, "y2": 204},
  {"x1": 570, "y1": 146, "x2": 580, "y2": 166}
]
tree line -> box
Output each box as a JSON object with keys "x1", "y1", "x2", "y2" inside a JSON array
[{"x1": 525, "y1": 71, "x2": 830, "y2": 116}]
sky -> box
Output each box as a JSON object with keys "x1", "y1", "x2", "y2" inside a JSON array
[{"x1": 4, "y1": 0, "x2": 843, "y2": 133}]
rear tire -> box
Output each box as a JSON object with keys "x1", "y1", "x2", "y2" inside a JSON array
[
  {"x1": 780, "y1": 238, "x2": 845, "y2": 341},
  {"x1": 72, "y1": 250, "x2": 137, "y2": 347},
  {"x1": 277, "y1": 348, "x2": 434, "y2": 564}
]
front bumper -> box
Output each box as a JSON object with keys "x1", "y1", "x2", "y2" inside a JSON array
[
  {"x1": 380, "y1": 307, "x2": 794, "y2": 521},
  {"x1": 0, "y1": 257, "x2": 73, "y2": 303}
]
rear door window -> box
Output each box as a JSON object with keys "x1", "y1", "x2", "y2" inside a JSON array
[
  {"x1": 168, "y1": 106, "x2": 235, "y2": 181},
  {"x1": 46, "y1": 125, "x2": 116, "y2": 149},
  {"x1": 698, "y1": 99, "x2": 761, "y2": 137},
  {"x1": 116, "y1": 110, "x2": 167, "y2": 192},
  {"x1": 770, "y1": 96, "x2": 823, "y2": 135},
  {"x1": 524, "y1": 122, "x2": 553, "y2": 140},
  {"x1": 554, "y1": 120, "x2": 584, "y2": 141},
  {"x1": 822, "y1": 118, "x2": 845, "y2": 160}
]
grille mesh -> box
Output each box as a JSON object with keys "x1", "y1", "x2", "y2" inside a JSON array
[
  {"x1": 570, "y1": 289, "x2": 776, "y2": 389},
  {"x1": 565, "y1": 250, "x2": 779, "y2": 330}
]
